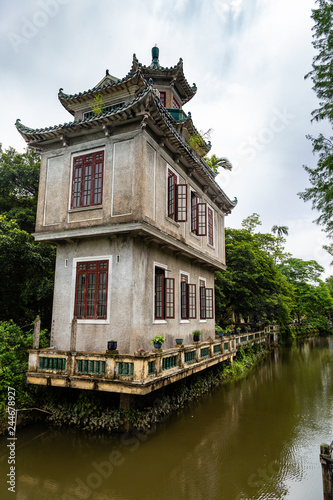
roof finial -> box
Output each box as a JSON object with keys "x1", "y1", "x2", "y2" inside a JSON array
[{"x1": 152, "y1": 45, "x2": 159, "y2": 66}]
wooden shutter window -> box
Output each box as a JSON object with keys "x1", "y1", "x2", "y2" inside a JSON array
[
  {"x1": 188, "y1": 284, "x2": 196, "y2": 319},
  {"x1": 200, "y1": 285, "x2": 206, "y2": 319},
  {"x1": 176, "y1": 184, "x2": 187, "y2": 222},
  {"x1": 75, "y1": 260, "x2": 108, "y2": 319},
  {"x1": 191, "y1": 192, "x2": 198, "y2": 233},
  {"x1": 155, "y1": 274, "x2": 165, "y2": 320},
  {"x1": 160, "y1": 91, "x2": 166, "y2": 106},
  {"x1": 205, "y1": 288, "x2": 214, "y2": 319},
  {"x1": 208, "y1": 208, "x2": 214, "y2": 245},
  {"x1": 168, "y1": 170, "x2": 177, "y2": 218},
  {"x1": 165, "y1": 278, "x2": 175, "y2": 319},
  {"x1": 71, "y1": 151, "x2": 104, "y2": 209},
  {"x1": 180, "y1": 281, "x2": 188, "y2": 319},
  {"x1": 197, "y1": 203, "x2": 207, "y2": 236}
]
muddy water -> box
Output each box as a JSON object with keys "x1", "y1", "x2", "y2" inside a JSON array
[{"x1": 1, "y1": 337, "x2": 332, "y2": 500}]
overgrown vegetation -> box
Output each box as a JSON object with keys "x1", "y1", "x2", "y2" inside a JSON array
[
  {"x1": 0, "y1": 321, "x2": 49, "y2": 430},
  {"x1": 0, "y1": 146, "x2": 55, "y2": 328}
]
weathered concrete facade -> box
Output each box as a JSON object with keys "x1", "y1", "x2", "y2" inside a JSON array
[{"x1": 17, "y1": 47, "x2": 237, "y2": 358}]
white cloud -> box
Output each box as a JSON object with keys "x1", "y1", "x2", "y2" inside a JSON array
[{"x1": 0, "y1": 0, "x2": 331, "y2": 276}]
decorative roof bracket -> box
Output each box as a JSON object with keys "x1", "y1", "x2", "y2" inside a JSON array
[{"x1": 60, "y1": 135, "x2": 68, "y2": 147}]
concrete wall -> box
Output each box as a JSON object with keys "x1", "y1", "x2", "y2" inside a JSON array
[
  {"x1": 51, "y1": 235, "x2": 215, "y2": 354},
  {"x1": 36, "y1": 128, "x2": 226, "y2": 266}
]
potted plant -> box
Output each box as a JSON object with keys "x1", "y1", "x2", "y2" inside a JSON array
[
  {"x1": 149, "y1": 335, "x2": 166, "y2": 349},
  {"x1": 107, "y1": 340, "x2": 117, "y2": 351},
  {"x1": 175, "y1": 338, "x2": 183, "y2": 345},
  {"x1": 215, "y1": 325, "x2": 224, "y2": 338},
  {"x1": 192, "y1": 330, "x2": 201, "y2": 342},
  {"x1": 225, "y1": 326, "x2": 233, "y2": 336}
]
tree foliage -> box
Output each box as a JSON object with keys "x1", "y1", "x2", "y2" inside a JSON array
[
  {"x1": 278, "y1": 258, "x2": 333, "y2": 328},
  {"x1": 0, "y1": 321, "x2": 49, "y2": 414},
  {"x1": 299, "y1": 0, "x2": 333, "y2": 249},
  {"x1": 204, "y1": 154, "x2": 232, "y2": 173},
  {"x1": 305, "y1": 0, "x2": 333, "y2": 123},
  {"x1": 0, "y1": 215, "x2": 55, "y2": 326},
  {"x1": 215, "y1": 225, "x2": 295, "y2": 325},
  {"x1": 0, "y1": 146, "x2": 40, "y2": 233},
  {"x1": 0, "y1": 147, "x2": 55, "y2": 327}
]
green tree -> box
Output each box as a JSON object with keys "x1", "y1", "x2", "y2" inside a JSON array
[
  {"x1": 0, "y1": 215, "x2": 55, "y2": 326},
  {"x1": 278, "y1": 257, "x2": 333, "y2": 329},
  {"x1": 0, "y1": 146, "x2": 40, "y2": 233},
  {"x1": 299, "y1": 0, "x2": 333, "y2": 250},
  {"x1": 215, "y1": 226, "x2": 295, "y2": 325},
  {"x1": 241, "y1": 212, "x2": 262, "y2": 233},
  {"x1": 271, "y1": 225, "x2": 289, "y2": 237},
  {"x1": 0, "y1": 321, "x2": 48, "y2": 415}
]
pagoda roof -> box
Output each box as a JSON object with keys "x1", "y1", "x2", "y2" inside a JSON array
[
  {"x1": 16, "y1": 85, "x2": 236, "y2": 213},
  {"x1": 58, "y1": 69, "x2": 148, "y2": 115},
  {"x1": 128, "y1": 47, "x2": 197, "y2": 104}
]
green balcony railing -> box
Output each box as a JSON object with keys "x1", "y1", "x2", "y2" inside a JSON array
[
  {"x1": 39, "y1": 357, "x2": 66, "y2": 371},
  {"x1": 166, "y1": 108, "x2": 187, "y2": 122}
]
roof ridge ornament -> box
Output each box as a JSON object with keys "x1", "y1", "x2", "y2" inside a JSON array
[{"x1": 150, "y1": 45, "x2": 160, "y2": 69}]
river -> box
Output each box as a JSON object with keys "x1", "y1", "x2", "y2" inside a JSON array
[{"x1": 1, "y1": 337, "x2": 333, "y2": 500}]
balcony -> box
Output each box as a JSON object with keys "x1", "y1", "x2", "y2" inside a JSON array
[
  {"x1": 26, "y1": 328, "x2": 276, "y2": 396},
  {"x1": 166, "y1": 108, "x2": 188, "y2": 122}
]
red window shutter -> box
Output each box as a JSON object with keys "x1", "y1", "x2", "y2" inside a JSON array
[
  {"x1": 208, "y1": 207, "x2": 214, "y2": 245},
  {"x1": 168, "y1": 170, "x2": 177, "y2": 218},
  {"x1": 165, "y1": 278, "x2": 175, "y2": 318},
  {"x1": 155, "y1": 274, "x2": 165, "y2": 319},
  {"x1": 197, "y1": 203, "x2": 207, "y2": 236},
  {"x1": 188, "y1": 284, "x2": 196, "y2": 319},
  {"x1": 205, "y1": 288, "x2": 214, "y2": 319},
  {"x1": 191, "y1": 192, "x2": 198, "y2": 233},
  {"x1": 173, "y1": 96, "x2": 180, "y2": 109},
  {"x1": 200, "y1": 285, "x2": 206, "y2": 319},
  {"x1": 75, "y1": 260, "x2": 108, "y2": 319},
  {"x1": 71, "y1": 151, "x2": 104, "y2": 209},
  {"x1": 176, "y1": 184, "x2": 187, "y2": 222},
  {"x1": 160, "y1": 91, "x2": 166, "y2": 106},
  {"x1": 181, "y1": 281, "x2": 188, "y2": 319}
]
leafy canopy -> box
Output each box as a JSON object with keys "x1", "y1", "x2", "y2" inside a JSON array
[{"x1": 299, "y1": 0, "x2": 333, "y2": 255}]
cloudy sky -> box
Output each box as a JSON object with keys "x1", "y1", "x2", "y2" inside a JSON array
[{"x1": 1, "y1": 0, "x2": 331, "y2": 277}]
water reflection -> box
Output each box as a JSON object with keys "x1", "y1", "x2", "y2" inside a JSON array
[{"x1": 0, "y1": 338, "x2": 332, "y2": 500}]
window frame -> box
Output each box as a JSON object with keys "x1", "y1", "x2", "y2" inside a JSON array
[
  {"x1": 197, "y1": 202, "x2": 207, "y2": 236},
  {"x1": 199, "y1": 278, "x2": 214, "y2": 320},
  {"x1": 180, "y1": 273, "x2": 196, "y2": 320},
  {"x1": 208, "y1": 206, "x2": 214, "y2": 246},
  {"x1": 73, "y1": 257, "x2": 111, "y2": 324},
  {"x1": 71, "y1": 150, "x2": 104, "y2": 210},
  {"x1": 160, "y1": 91, "x2": 166, "y2": 107},
  {"x1": 154, "y1": 264, "x2": 175, "y2": 321},
  {"x1": 167, "y1": 167, "x2": 187, "y2": 222}
]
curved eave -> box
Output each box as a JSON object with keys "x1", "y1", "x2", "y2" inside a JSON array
[
  {"x1": 129, "y1": 55, "x2": 196, "y2": 104},
  {"x1": 16, "y1": 87, "x2": 236, "y2": 213},
  {"x1": 58, "y1": 69, "x2": 147, "y2": 115},
  {"x1": 149, "y1": 95, "x2": 237, "y2": 212},
  {"x1": 16, "y1": 86, "x2": 153, "y2": 143}
]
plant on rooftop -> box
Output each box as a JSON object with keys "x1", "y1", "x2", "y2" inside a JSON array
[
  {"x1": 204, "y1": 154, "x2": 233, "y2": 173},
  {"x1": 187, "y1": 129, "x2": 212, "y2": 157},
  {"x1": 91, "y1": 94, "x2": 105, "y2": 115}
]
